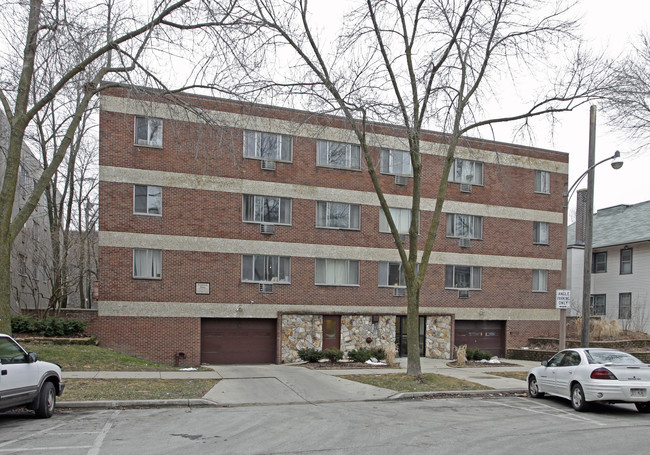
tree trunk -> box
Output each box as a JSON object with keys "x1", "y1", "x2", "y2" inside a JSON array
[
  {"x1": 48, "y1": 222, "x2": 62, "y2": 311},
  {"x1": 0, "y1": 242, "x2": 13, "y2": 334},
  {"x1": 78, "y1": 229, "x2": 87, "y2": 309},
  {"x1": 406, "y1": 285, "x2": 422, "y2": 375}
]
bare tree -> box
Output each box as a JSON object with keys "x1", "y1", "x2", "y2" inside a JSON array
[
  {"x1": 0, "y1": 0, "x2": 239, "y2": 333},
  {"x1": 602, "y1": 31, "x2": 650, "y2": 152},
  {"x1": 202, "y1": 0, "x2": 610, "y2": 374},
  {"x1": 30, "y1": 84, "x2": 97, "y2": 311},
  {"x1": 74, "y1": 146, "x2": 99, "y2": 310}
]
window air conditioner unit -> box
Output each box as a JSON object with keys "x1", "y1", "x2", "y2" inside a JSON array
[
  {"x1": 459, "y1": 237, "x2": 471, "y2": 248},
  {"x1": 259, "y1": 283, "x2": 274, "y2": 294},
  {"x1": 458, "y1": 289, "x2": 469, "y2": 299},
  {"x1": 393, "y1": 287, "x2": 406, "y2": 297},
  {"x1": 395, "y1": 175, "x2": 408, "y2": 186},
  {"x1": 260, "y1": 223, "x2": 275, "y2": 235},
  {"x1": 460, "y1": 183, "x2": 472, "y2": 193},
  {"x1": 261, "y1": 159, "x2": 276, "y2": 171}
]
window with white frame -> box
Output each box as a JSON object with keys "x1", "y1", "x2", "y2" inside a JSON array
[
  {"x1": 134, "y1": 185, "x2": 162, "y2": 215},
  {"x1": 315, "y1": 259, "x2": 360, "y2": 286},
  {"x1": 243, "y1": 195, "x2": 291, "y2": 224},
  {"x1": 532, "y1": 269, "x2": 548, "y2": 292},
  {"x1": 380, "y1": 149, "x2": 412, "y2": 176},
  {"x1": 619, "y1": 293, "x2": 632, "y2": 319},
  {"x1": 32, "y1": 221, "x2": 39, "y2": 242},
  {"x1": 133, "y1": 248, "x2": 162, "y2": 279},
  {"x1": 620, "y1": 248, "x2": 633, "y2": 274},
  {"x1": 243, "y1": 130, "x2": 292, "y2": 161},
  {"x1": 533, "y1": 221, "x2": 549, "y2": 245},
  {"x1": 17, "y1": 254, "x2": 27, "y2": 276},
  {"x1": 446, "y1": 214, "x2": 483, "y2": 239},
  {"x1": 590, "y1": 294, "x2": 606, "y2": 316},
  {"x1": 134, "y1": 117, "x2": 162, "y2": 147},
  {"x1": 378, "y1": 262, "x2": 407, "y2": 287},
  {"x1": 450, "y1": 159, "x2": 483, "y2": 185},
  {"x1": 241, "y1": 255, "x2": 290, "y2": 283},
  {"x1": 379, "y1": 207, "x2": 416, "y2": 234},
  {"x1": 317, "y1": 140, "x2": 361, "y2": 170},
  {"x1": 316, "y1": 201, "x2": 360, "y2": 230},
  {"x1": 445, "y1": 265, "x2": 482, "y2": 289},
  {"x1": 534, "y1": 170, "x2": 550, "y2": 194},
  {"x1": 18, "y1": 166, "x2": 26, "y2": 189}
]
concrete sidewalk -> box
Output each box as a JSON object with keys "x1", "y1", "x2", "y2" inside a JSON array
[{"x1": 59, "y1": 358, "x2": 538, "y2": 408}]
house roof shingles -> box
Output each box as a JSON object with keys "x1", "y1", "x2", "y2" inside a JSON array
[{"x1": 567, "y1": 200, "x2": 650, "y2": 248}]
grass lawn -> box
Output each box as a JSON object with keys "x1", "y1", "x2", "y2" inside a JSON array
[
  {"x1": 59, "y1": 379, "x2": 218, "y2": 401},
  {"x1": 22, "y1": 342, "x2": 181, "y2": 371},
  {"x1": 486, "y1": 371, "x2": 528, "y2": 381},
  {"x1": 339, "y1": 373, "x2": 490, "y2": 393}
]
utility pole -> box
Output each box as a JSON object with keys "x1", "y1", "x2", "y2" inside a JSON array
[{"x1": 581, "y1": 105, "x2": 597, "y2": 347}]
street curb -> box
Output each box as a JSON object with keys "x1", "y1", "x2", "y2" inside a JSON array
[
  {"x1": 57, "y1": 389, "x2": 528, "y2": 409},
  {"x1": 57, "y1": 398, "x2": 217, "y2": 409},
  {"x1": 390, "y1": 388, "x2": 527, "y2": 400}
]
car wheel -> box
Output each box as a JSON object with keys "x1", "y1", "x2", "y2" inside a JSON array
[
  {"x1": 528, "y1": 376, "x2": 544, "y2": 398},
  {"x1": 35, "y1": 382, "x2": 56, "y2": 418},
  {"x1": 635, "y1": 402, "x2": 650, "y2": 413},
  {"x1": 571, "y1": 383, "x2": 590, "y2": 412}
]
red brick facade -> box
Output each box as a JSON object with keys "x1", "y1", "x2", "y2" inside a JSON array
[{"x1": 98, "y1": 86, "x2": 567, "y2": 365}]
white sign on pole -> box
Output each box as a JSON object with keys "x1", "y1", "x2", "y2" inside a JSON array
[{"x1": 556, "y1": 289, "x2": 571, "y2": 309}]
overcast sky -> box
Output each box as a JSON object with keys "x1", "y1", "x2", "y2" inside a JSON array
[
  {"x1": 534, "y1": 0, "x2": 649, "y2": 214},
  {"x1": 304, "y1": 0, "x2": 649, "y2": 215},
  {"x1": 140, "y1": 1, "x2": 650, "y2": 215}
]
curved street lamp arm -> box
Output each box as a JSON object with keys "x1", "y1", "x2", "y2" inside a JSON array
[{"x1": 565, "y1": 151, "x2": 622, "y2": 202}]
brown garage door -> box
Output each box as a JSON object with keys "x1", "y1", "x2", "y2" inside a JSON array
[
  {"x1": 201, "y1": 318, "x2": 277, "y2": 364},
  {"x1": 455, "y1": 320, "x2": 505, "y2": 358}
]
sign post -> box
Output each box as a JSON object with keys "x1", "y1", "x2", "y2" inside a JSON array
[
  {"x1": 556, "y1": 290, "x2": 570, "y2": 349},
  {"x1": 556, "y1": 290, "x2": 571, "y2": 309}
]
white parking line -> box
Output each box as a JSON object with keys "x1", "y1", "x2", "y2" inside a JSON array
[
  {"x1": 0, "y1": 447, "x2": 92, "y2": 453},
  {"x1": 56, "y1": 432, "x2": 101, "y2": 436},
  {"x1": 490, "y1": 397, "x2": 606, "y2": 426},
  {"x1": 0, "y1": 423, "x2": 67, "y2": 448},
  {"x1": 86, "y1": 410, "x2": 121, "y2": 455}
]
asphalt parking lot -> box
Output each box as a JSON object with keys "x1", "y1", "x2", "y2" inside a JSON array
[{"x1": 2, "y1": 396, "x2": 650, "y2": 455}]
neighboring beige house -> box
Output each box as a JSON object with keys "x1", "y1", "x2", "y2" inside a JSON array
[
  {"x1": 0, "y1": 112, "x2": 51, "y2": 312},
  {"x1": 567, "y1": 193, "x2": 650, "y2": 333}
]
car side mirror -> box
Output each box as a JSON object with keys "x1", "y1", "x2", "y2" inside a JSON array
[
  {"x1": 28, "y1": 352, "x2": 38, "y2": 363},
  {"x1": 541, "y1": 360, "x2": 548, "y2": 367}
]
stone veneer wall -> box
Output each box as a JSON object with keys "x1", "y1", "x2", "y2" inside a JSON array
[
  {"x1": 281, "y1": 314, "x2": 323, "y2": 363},
  {"x1": 340, "y1": 315, "x2": 395, "y2": 354},
  {"x1": 282, "y1": 313, "x2": 452, "y2": 363},
  {"x1": 426, "y1": 315, "x2": 452, "y2": 359}
]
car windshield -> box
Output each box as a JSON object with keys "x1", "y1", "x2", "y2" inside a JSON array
[{"x1": 586, "y1": 350, "x2": 644, "y2": 365}]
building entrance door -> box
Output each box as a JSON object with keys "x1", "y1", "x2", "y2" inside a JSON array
[
  {"x1": 396, "y1": 316, "x2": 425, "y2": 357},
  {"x1": 322, "y1": 315, "x2": 341, "y2": 350}
]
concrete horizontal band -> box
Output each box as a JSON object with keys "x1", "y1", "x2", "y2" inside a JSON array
[
  {"x1": 100, "y1": 165, "x2": 563, "y2": 224},
  {"x1": 99, "y1": 231, "x2": 562, "y2": 270},
  {"x1": 98, "y1": 300, "x2": 561, "y2": 321},
  {"x1": 101, "y1": 95, "x2": 568, "y2": 174}
]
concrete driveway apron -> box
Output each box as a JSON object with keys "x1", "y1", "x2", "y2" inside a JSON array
[{"x1": 203, "y1": 364, "x2": 396, "y2": 406}]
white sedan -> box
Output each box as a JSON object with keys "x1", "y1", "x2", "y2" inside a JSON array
[{"x1": 527, "y1": 348, "x2": 650, "y2": 412}]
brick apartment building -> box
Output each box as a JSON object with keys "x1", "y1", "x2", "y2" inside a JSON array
[{"x1": 96, "y1": 86, "x2": 566, "y2": 366}]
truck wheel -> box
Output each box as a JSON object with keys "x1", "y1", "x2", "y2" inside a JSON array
[{"x1": 35, "y1": 382, "x2": 56, "y2": 418}]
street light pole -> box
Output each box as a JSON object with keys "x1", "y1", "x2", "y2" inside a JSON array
[
  {"x1": 559, "y1": 106, "x2": 623, "y2": 350},
  {"x1": 581, "y1": 106, "x2": 597, "y2": 347}
]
